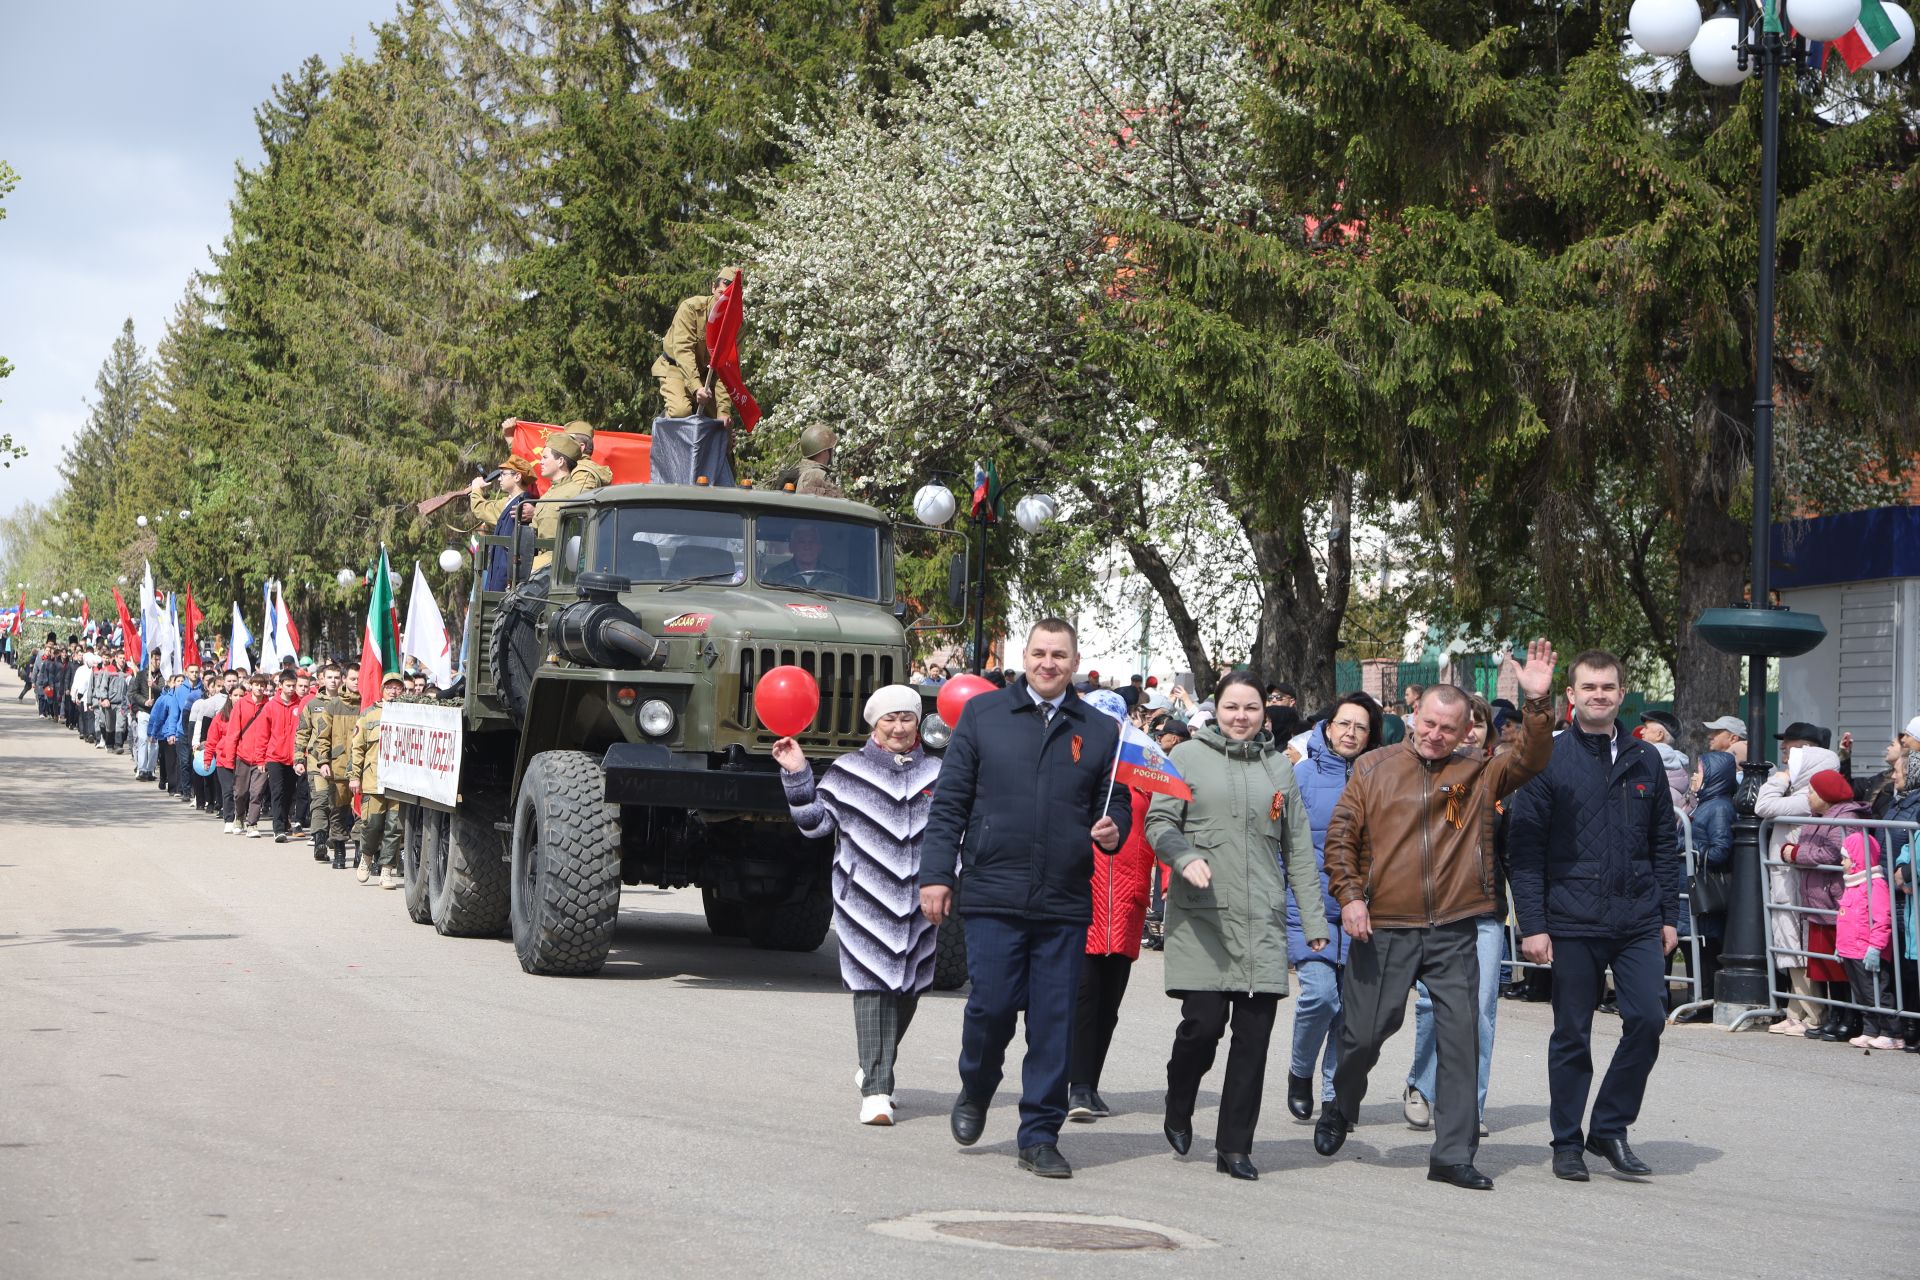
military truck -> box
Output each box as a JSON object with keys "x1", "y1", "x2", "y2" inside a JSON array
[{"x1": 378, "y1": 481, "x2": 964, "y2": 979}]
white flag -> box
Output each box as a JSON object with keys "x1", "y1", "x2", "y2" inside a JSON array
[
  {"x1": 270, "y1": 581, "x2": 297, "y2": 664},
  {"x1": 402, "y1": 561, "x2": 455, "y2": 689},
  {"x1": 229, "y1": 603, "x2": 254, "y2": 672},
  {"x1": 258, "y1": 579, "x2": 281, "y2": 670},
  {"x1": 140, "y1": 561, "x2": 162, "y2": 661}
]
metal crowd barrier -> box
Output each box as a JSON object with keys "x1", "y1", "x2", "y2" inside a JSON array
[
  {"x1": 1497, "y1": 814, "x2": 1708, "y2": 1022},
  {"x1": 1755, "y1": 813, "x2": 1919, "y2": 1037}
]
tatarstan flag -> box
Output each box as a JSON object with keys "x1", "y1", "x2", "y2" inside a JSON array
[
  {"x1": 357, "y1": 547, "x2": 402, "y2": 710},
  {"x1": 1835, "y1": 0, "x2": 1901, "y2": 70}
]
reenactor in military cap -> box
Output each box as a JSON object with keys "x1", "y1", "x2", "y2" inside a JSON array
[
  {"x1": 516, "y1": 431, "x2": 603, "y2": 574},
  {"x1": 295, "y1": 663, "x2": 357, "y2": 868},
  {"x1": 348, "y1": 670, "x2": 407, "y2": 889},
  {"x1": 563, "y1": 419, "x2": 615, "y2": 488},
  {"x1": 651, "y1": 267, "x2": 738, "y2": 424}
]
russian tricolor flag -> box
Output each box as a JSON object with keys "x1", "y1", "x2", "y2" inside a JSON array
[{"x1": 1114, "y1": 721, "x2": 1192, "y2": 800}]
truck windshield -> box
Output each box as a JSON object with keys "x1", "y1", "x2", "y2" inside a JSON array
[
  {"x1": 754, "y1": 514, "x2": 884, "y2": 602},
  {"x1": 593, "y1": 507, "x2": 747, "y2": 585}
]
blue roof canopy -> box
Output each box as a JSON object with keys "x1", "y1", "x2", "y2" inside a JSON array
[{"x1": 1771, "y1": 506, "x2": 1920, "y2": 590}]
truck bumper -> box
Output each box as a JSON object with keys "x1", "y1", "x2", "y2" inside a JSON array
[{"x1": 600, "y1": 742, "x2": 788, "y2": 813}]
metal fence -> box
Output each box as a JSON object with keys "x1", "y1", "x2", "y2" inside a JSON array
[{"x1": 1753, "y1": 813, "x2": 1918, "y2": 1038}]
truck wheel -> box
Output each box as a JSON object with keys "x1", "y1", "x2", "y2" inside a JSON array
[
  {"x1": 701, "y1": 887, "x2": 750, "y2": 939},
  {"x1": 511, "y1": 750, "x2": 622, "y2": 975},
  {"x1": 399, "y1": 804, "x2": 433, "y2": 925},
  {"x1": 747, "y1": 876, "x2": 832, "y2": 952},
  {"x1": 488, "y1": 577, "x2": 547, "y2": 723},
  {"x1": 932, "y1": 916, "x2": 969, "y2": 990},
  {"x1": 429, "y1": 800, "x2": 510, "y2": 937}
]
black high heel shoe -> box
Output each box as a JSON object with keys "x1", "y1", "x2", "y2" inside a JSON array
[
  {"x1": 1286, "y1": 1072, "x2": 1314, "y2": 1120},
  {"x1": 1216, "y1": 1152, "x2": 1258, "y2": 1180},
  {"x1": 1163, "y1": 1118, "x2": 1192, "y2": 1156}
]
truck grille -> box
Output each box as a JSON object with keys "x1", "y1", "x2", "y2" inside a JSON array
[{"x1": 737, "y1": 646, "x2": 900, "y2": 743}]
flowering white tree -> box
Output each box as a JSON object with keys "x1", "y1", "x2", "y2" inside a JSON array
[{"x1": 747, "y1": 0, "x2": 1270, "y2": 678}]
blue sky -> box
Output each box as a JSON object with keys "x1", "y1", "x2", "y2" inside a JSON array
[{"x1": 0, "y1": 1, "x2": 398, "y2": 518}]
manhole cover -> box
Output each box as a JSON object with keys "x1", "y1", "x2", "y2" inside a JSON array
[{"x1": 872, "y1": 1210, "x2": 1213, "y2": 1254}]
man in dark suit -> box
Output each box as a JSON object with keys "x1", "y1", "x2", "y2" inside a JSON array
[
  {"x1": 919, "y1": 617, "x2": 1130, "y2": 1179},
  {"x1": 1506, "y1": 649, "x2": 1681, "y2": 1182}
]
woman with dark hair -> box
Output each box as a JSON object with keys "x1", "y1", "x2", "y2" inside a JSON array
[
  {"x1": 1148, "y1": 670, "x2": 1327, "y2": 1180},
  {"x1": 1284, "y1": 693, "x2": 1381, "y2": 1123}
]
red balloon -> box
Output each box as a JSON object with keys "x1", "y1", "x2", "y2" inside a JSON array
[
  {"x1": 754, "y1": 664, "x2": 820, "y2": 737},
  {"x1": 937, "y1": 673, "x2": 996, "y2": 727}
]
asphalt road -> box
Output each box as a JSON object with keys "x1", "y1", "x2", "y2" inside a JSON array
[{"x1": 4, "y1": 666, "x2": 1918, "y2": 1279}]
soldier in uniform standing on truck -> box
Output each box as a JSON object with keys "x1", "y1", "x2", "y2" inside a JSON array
[
  {"x1": 348, "y1": 670, "x2": 407, "y2": 889},
  {"x1": 792, "y1": 425, "x2": 843, "y2": 499},
  {"x1": 651, "y1": 268, "x2": 737, "y2": 424}
]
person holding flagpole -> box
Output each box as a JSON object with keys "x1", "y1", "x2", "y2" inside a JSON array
[{"x1": 1146, "y1": 669, "x2": 1327, "y2": 1182}]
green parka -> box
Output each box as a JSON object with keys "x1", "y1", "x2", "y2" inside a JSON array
[{"x1": 1146, "y1": 725, "x2": 1327, "y2": 995}]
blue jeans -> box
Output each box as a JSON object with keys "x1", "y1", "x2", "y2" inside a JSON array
[
  {"x1": 1407, "y1": 916, "x2": 1503, "y2": 1117},
  {"x1": 1287, "y1": 959, "x2": 1342, "y2": 1101}
]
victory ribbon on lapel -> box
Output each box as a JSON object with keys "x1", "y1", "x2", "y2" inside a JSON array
[
  {"x1": 1269, "y1": 791, "x2": 1285, "y2": 822},
  {"x1": 1071, "y1": 734, "x2": 1083, "y2": 763}
]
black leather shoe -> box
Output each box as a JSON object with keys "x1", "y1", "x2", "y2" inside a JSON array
[
  {"x1": 1086, "y1": 1089, "x2": 1111, "y2": 1118},
  {"x1": 1814, "y1": 1019, "x2": 1846, "y2": 1041},
  {"x1": 1216, "y1": 1152, "x2": 1258, "y2": 1180},
  {"x1": 1286, "y1": 1072, "x2": 1314, "y2": 1120},
  {"x1": 1017, "y1": 1144, "x2": 1072, "y2": 1178},
  {"x1": 1585, "y1": 1135, "x2": 1651, "y2": 1175},
  {"x1": 1313, "y1": 1110, "x2": 1348, "y2": 1157},
  {"x1": 1067, "y1": 1086, "x2": 1097, "y2": 1122},
  {"x1": 1163, "y1": 1118, "x2": 1192, "y2": 1156},
  {"x1": 1428, "y1": 1161, "x2": 1494, "y2": 1190},
  {"x1": 1552, "y1": 1148, "x2": 1590, "y2": 1181},
  {"x1": 950, "y1": 1095, "x2": 986, "y2": 1146}
]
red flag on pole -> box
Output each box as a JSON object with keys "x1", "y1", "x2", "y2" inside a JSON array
[
  {"x1": 113, "y1": 586, "x2": 141, "y2": 660},
  {"x1": 9, "y1": 588, "x2": 22, "y2": 636},
  {"x1": 274, "y1": 583, "x2": 299, "y2": 659},
  {"x1": 702, "y1": 271, "x2": 761, "y2": 432},
  {"x1": 182, "y1": 587, "x2": 205, "y2": 662},
  {"x1": 81, "y1": 597, "x2": 90, "y2": 628}
]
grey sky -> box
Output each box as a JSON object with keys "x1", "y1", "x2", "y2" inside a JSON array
[{"x1": 0, "y1": 1, "x2": 398, "y2": 519}]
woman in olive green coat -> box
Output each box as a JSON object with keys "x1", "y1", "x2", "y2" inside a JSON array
[{"x1": 1147, "y1": 671, "x2": 1327, "y2": 1181}]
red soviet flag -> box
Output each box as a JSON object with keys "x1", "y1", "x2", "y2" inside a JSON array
[
  {"x1": 113, "y1": 586, "x2": 141, "y2": 661},
  {"x1": 703, "y1": 271, "x2": 761, "y2": 433},
  {"x1": 506, "y1": 419, "x2": 652, "y2": 496},
  {"x1": 182, "y1": 587, "x2": 205, "y2": 658}
]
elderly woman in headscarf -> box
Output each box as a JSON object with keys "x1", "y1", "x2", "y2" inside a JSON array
[{"x1": 773, "y1": 685, "x2": 941, "y2": 1127}]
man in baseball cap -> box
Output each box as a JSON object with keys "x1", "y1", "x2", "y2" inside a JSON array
[{"x1": 1702, "y1": 716, "x2": 1747, "y2": 755}]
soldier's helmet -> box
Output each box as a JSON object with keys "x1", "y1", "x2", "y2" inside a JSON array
[{"x1": 799, "y1": 424, "x2": 837, "y2": 459}]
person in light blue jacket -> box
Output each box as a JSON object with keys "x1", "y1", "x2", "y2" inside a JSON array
[{"x1": 1284, "y1": 693, "x2": 1381, "y2": 1121}]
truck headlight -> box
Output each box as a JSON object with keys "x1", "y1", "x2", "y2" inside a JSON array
[
  {"x1": 920, "y1": 712, "x2": 951, "y2": 750},
  {"x1": 638, "y1": 699, "x2": 676, "y2": 738}
]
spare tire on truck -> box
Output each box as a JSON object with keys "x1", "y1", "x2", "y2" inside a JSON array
[
  {"x1": 511, "y1": 749, "x2": 624, "y2": 975},
  {"x1": 488, "y1": 573, "x2": 548, "y2": 723}
]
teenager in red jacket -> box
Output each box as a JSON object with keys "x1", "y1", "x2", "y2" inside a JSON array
[
  {"x1": 232, "y1": 672, "x2": 278, "y2": 837},
  {"x1": 202, "y1": 694, "x2": 242, "y2": 832},
  {"x1": 262, "y1": 671, "x2": 302, "y2": 844},
  {"x1": 1068, "y1": 784, "x2": 1155, "y2": 1121}
]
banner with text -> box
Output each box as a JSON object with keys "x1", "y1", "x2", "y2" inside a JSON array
[{"x1": 377, "y1": 702, "x2": 465, "y2": 807}]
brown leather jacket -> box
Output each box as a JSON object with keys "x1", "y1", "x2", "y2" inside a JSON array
[{"x1": 1323, "y1": 697, "x2": 1554, "y2": 928}]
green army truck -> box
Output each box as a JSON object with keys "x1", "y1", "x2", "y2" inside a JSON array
[{"x1": 377, "y1": 482, "x2": 964, "y2": 978}]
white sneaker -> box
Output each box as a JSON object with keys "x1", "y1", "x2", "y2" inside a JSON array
[
  {"x1": 859, "y1": 1095, "x2": 894, "y2": 1126},
  {"x1": 381, "y1": 869, "x2": 403, "y2": 890},
  {"x1": 222, "y1": 822, "x2": 236, "y2": 835},
  {"x1": 246, "y1": 827, "x2": 262, "y2": 839},
  {"x1": 1402, "y1": 1084, "x2": 1432, "y2": 1130},
  {"x1": 355, "y1": 863, "x2": 372, "y2": 885}
]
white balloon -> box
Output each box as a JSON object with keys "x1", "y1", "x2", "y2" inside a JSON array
[
  {"x1": 1866, "y1": 3, "x2": 1915, "y2": 69},
  {"x1": 1690, "y1": 12, "x2": 1753, "y2": 85},
  {"x1": 1630, "y1": 0, "x2": 1704, "y2": 55},
  {"x1": 1786, "y1": 0, "x2": 1863, "y2": 42},
  {"x1": 438, "y1": 548, "x2": 464, "y2": 573},
  {"x1": 912, "y1": 483, "x2": 958, "y2": 526}
]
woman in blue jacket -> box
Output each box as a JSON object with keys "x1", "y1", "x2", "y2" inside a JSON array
[
  {"x1": 1674, "y1": 750, "x2": 1737, "y2": 1022},
  {"x1": 1284, "y1": 693, "x2": 1380, "y2": 1121}
]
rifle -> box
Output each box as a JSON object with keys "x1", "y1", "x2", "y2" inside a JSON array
[{"x1": 416, "y1": 466, "x2": 498, "y2": 519}]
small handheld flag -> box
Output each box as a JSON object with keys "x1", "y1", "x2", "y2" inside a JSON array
[{"x1": 1114, "y1": 720, "x2": 1193, "y2": 801}]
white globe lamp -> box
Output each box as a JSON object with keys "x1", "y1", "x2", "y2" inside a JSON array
[
  {"x1": 1690, "y1": 7, "x2": 1753, "y2": 84},
  {"x1": 912, "y1": 484, "x2": 957, "y2": 527},
  {"x1": 1786, "y1": 0, "x2": 1863, "y2": 41},
  {"x1": 135, "y1": 515, "x2": 148, "y2": 528},
  {"x1": 1014, "y1": 494, "x2": 1058, "y2": 535},
  {"x1": 1630, "y1": 0, "x2": 1704, "y2": 55},
  {"x1": 336, "y1": 568, "x2": 358, "y2": 589},
  {"x1": 438, "y1": 548, "x2": 464, "y2": 573}
]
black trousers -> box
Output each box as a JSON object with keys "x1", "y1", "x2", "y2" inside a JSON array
[
  {"x1": 267, "y1": 763, "x2": 297, "y2": 835},
  {"x1": 1069, "y1": 953, "x2": 1134, "y2": 1089},
  {"x1": 1845, "y1": 959, "x2": 1901, "y2": 1038},
  {"x1": 157, "y1": 741, "x2": 177, "y2": 793},
  {"x1": 1165, "y1": 990, "x2": 1279, "y2": 1154},
  {"x1": 1334, "y1": 919, "x2": 1481, "y2": 1166},
  {"x1": 1549, "y1": 934, "x2": 1666, "y2": 1150},
  {"x1": 217, "y1": 767, "x2": 236, "y2": 822}
]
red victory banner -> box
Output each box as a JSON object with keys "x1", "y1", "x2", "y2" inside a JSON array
[
  {"x1": 506, "y1": 419, "x2": 652, "y2": 495},
  {"x1": 703, "y1": 271, "x2": 762, "y2": 432}
]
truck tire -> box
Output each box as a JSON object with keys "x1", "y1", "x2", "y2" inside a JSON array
[
  {"x1": 701, "y1": 887, "x2": 750, "y2": 939},
  {"x1": 747, "y1": 875, "x2": 832, "y2": 952},
  {"x1": 488, "y1": 576, "x2": 547, "y2": 723},
  {"x1": 399, "y1": 804, "x2": 433, "y2": 925},
  {"x1": 932, "y1": 916, "x2": 969, "y2": 990},
  {"x1": 429, "y1": 800, "x2": 510, "y2": 937},
  {"x1": 511, "y1": 749, "x2": 623, "y2": 975}
]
